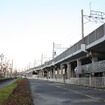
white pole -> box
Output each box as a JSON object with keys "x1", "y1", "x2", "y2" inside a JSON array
[
  {"x1": 52, "y1": 42, "x2": 55, "y2": 59},
  {"x1": 81, "y1": 9, "x2": 84, "y2": 39}
]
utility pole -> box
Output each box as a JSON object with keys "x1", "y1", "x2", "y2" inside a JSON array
[
  {"x1": 41, "y1": 54, "x2": 43, "y2": 65},
  {"x1": 52, "y1": 42, "x2": 61, "y2": 59},
  {"x1": 52, "y1": 42, "x2": 67, "y2": 58},
  {"x1": 81, "y1": 3, "x2": 105, "y2": 40},
  {"x1": 81, "y1": 9, "x2": 84, "y2": 39},
  {"x1": 52, "y1": 42, "x2": 55, "y2": 59},
  {"x1": 34, "y1": 60, "x2": 36, "y2": 67}
]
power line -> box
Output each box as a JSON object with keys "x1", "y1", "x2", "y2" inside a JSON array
[{"x1": 81, "y1": 4, "x2": 105, "y2": 39}]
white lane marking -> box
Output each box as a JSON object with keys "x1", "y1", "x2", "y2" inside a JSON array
[{"x1": 47, "y1": 83, "x2": 105, "y2": 102}]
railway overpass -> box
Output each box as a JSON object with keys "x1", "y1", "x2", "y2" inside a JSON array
[{"x1": 26, "y1": 23, "x2": 105, "y2": 86}]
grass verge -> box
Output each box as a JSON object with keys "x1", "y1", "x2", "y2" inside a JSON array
[
  {"x1": 0, "y1": 78, "x2": 19, "y2": 105},
  {"x1": 0, "y1": 78, "x2": 14, "y2": 83},
  {"x1": 2, "y1": 78, "x2": 34, "y2": 105},
  {"x1": 0, "y1": 78, "x2": 33, "y2": 105}
]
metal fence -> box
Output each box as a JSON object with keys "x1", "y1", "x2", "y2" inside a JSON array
[
  {"x1": 69, "y1": 77, "x2": 105, "y2": 87},
  {"x1": 44, "y1": 77, "x2": 105, "y2": 87}
]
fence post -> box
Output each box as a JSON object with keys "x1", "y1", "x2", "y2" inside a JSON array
[{"x1": 89, "y1": 76, "x2": 92, "y2": 86}]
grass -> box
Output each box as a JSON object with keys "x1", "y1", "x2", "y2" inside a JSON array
[
  {"x1": 0, "y1": 78, "x2": 14, "y2": 83},
  {"x1": 0, "y1": 78, "x2": 19, "y2": 105},
  {"x1": 2, "y1": 78, "x2": 34, "y2": 105},
  {"x1": 0, "y1": 78, "x2": 33, "y2": 105}
]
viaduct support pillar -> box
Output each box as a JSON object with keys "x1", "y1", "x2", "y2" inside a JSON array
[
  {"x1": 53, "y1": 67, "x2": 55, "y2": 78},
  {"x1": 57, "y1": 67, "x2": 59, "y2": 79},
  {"x1": 67, "y1": 62, "x2": 71, "y2": 79},
  {"x1": 77, "y1": 58, "x2": 82, "y2": 77},
  {"x1": 60, "y1": 64, "x2": 64, "y2": 79}
]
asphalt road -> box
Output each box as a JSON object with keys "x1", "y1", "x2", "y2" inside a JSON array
[
  {"x1": 0, "y1": 79, "x2": 16, "y2": 89},
  {"x1": 29, "y1": 79, "x2": 105, "y2": 105}
]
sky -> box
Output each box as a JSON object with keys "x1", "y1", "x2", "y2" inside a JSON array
[{"x1": 0, "y1": 0, "x2": 105, "y2": 71}]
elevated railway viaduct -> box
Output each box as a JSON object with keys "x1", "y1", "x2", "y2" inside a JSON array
[{"x1": 26, "y1": 23, "x2": 105, "y2": 86}]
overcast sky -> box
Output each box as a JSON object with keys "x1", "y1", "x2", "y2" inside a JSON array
[{"x1": 0, "y1": 0, "x2": 105, "y2": 71}]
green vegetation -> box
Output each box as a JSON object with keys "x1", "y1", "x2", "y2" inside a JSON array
[
  {"x1": 0, "y1": 78, "x2": 33, "y2": 105},
  {"x1": 0, "y1": 78, "x2": 14, "y2": 83},
  {"x1": 0, "y1": 79, "x2": 19, "y2": 105}
]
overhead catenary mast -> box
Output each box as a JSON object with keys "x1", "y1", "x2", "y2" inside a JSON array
[{"x1": 81, "y1": 2, "x2": 105, "y2": 39}]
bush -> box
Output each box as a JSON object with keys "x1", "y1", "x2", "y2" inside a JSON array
[{"x1": 3, "y1": 78, "x2": 34, "y2": 105}]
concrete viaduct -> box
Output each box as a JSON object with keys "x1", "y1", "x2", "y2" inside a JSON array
[{"x1": 26, "y1": 23, "x2": 105, "y2": 85}]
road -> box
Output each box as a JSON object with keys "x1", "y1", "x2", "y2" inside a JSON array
[
  {"x1": 29, "y1": 79, "x2": 105, "y2": 105},
  {"x1": 0, "y1": 79, "x2": 16, "y2": 89}
]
